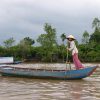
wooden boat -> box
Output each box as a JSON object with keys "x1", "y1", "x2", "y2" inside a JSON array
[{"x1": 0, "y1": 65, "x2": 98, "y2": 80}]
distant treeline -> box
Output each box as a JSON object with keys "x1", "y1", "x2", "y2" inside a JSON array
[{"x1": 0, "y1": 18, "x2": 100, "y2": 62}]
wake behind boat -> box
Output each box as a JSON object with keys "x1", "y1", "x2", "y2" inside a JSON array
[{"x1": 0, "y1": 65, "x2": 98, "y2": 80}]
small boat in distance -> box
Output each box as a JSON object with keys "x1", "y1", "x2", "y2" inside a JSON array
[
  {"x1": 0, "y1": 57, "x2": 22, "y2": 64},
  {"x1": 0, "y1": 65, "x2": 98, "y2": 80},
  {"x1": 0, "y1": 57, "x2": 14, "y2": 64}
]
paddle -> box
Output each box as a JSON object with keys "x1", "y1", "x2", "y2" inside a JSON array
[{"x1": 66, "y1": 41, "x2": 71, "y2": 70}]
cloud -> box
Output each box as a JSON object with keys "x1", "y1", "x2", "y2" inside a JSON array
[{"x1": 0, "y1": 0, "x2": 100, "y2": 45}]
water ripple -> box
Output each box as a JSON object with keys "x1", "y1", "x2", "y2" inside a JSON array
[{"x1": 0, "y1": 63, "x2": 100, "y2": 100}]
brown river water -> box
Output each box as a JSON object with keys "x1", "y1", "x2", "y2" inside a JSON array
[{"x1": 0, "y1": 63, "x2": 100, "y2": 100}]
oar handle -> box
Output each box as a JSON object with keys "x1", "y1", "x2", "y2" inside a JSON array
[
  {"x1": 67, "y1": 48, "x2": 68, "y2": 62},
  {"x1": 66, "y1": 41, "x2": 69, "y2": 62}
]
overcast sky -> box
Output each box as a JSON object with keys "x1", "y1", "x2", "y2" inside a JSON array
[{"x1": 0, "y1": 0, "x2": 100, "y2": 45}]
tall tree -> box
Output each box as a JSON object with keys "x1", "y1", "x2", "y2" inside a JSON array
[
  {"x1": 24, "y1": 37, "x2": 35, "y2": 45},
  {"x1": 37, "y1": 23, "x2": 57, "y2": 62},
  {"x1": 92, "y1": 18, "x2": 100, "y2": 30},
  {"x1": 3, "y1": 37, "x2": 15, "y2": 48},
  {"x1": 90, "y1": 18, "x2": 100, "y2": 43},
  {"x1": 82, "y1": 31, "x2": 89, "y2": 44},
  {"x1": 18, "y1": 37, "x2": 34, "y2": 59},
  {"x1": 89, "y1": 27, "x2": 100, "y2": 43}
]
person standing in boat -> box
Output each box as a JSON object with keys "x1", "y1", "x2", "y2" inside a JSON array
[{"x1": 66, "y1": 35, "x2": 84, "y2": 70}]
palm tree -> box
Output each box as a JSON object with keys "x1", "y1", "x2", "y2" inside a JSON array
[
  {"x1": 60, "y1": 33, "x2": 66, "y2": 44},
  {"x1": 60, "y1": 33, "x2": 66, "y2": 62}
]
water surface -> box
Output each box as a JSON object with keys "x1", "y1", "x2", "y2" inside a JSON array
[{"x1": 0, "y1": 63, "x2": 100, "y2": 100}]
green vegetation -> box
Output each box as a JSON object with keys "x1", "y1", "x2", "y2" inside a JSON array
[
  {"x1": 37, "y1": 23, "x2": 57, "y2": 62},
  {"x1": 0, "y1": 18, "x2": 100, "y2": 62}
]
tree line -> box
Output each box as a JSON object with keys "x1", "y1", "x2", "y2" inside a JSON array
[{"x1": 0, "y1": 18, "x2": 100, "y2": 63}]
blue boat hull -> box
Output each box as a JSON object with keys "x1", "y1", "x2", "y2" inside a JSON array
[{"x1": 0, "y1": 66, "x2": 98, "y2": 80}]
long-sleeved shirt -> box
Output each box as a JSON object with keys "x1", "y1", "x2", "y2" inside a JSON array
[{"x1": 68, "y1": 41, "x2": 78, "y2": 55}]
